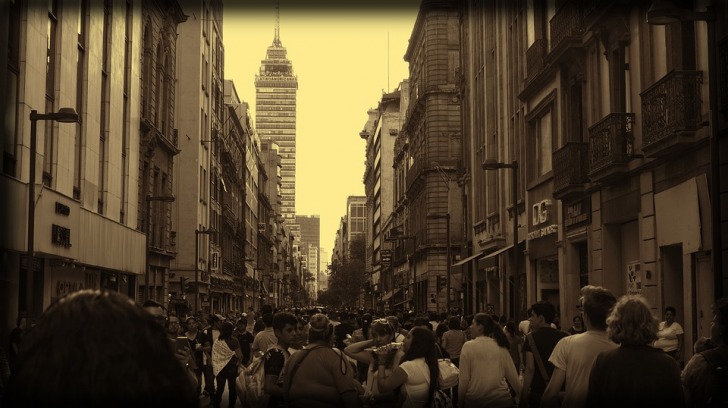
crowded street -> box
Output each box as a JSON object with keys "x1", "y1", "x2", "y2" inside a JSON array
[{"x1": 2, "y1": 0, "x2": 728, "y2": 406}]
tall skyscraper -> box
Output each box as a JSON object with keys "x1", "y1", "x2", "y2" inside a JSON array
[{"x1": 255, "y1": 5, "x2": 298, "y2": 223}]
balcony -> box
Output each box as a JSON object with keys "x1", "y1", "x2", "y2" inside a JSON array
[
  {"x1": 641, "y1": 70, "x2": 703, "y2": 158},
  {"x1": 553, "y1": 142, "x2": 589, "y2": 200},
  {"x1": 549, "y1": 0, "x2": 585, "y2": 64},
  {"x1": 526, "y1": 39, "x2": 547, "y2": 85},
  {"x1": 405, "y1": 158, "x2": 425, "y2": 192},
  {"x1": 588, "y1": 113, "x2": 634, "y2": 182}
]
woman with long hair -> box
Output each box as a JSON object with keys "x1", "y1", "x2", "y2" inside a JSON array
[
  {"x1": 345, "y1": 318, "x2": 404, "y2": 407},
  {"x1": 459, "y1": 313, "x2": 521, "y2": 407},
  {"x1": 283, "y1": 313, "x2": 363, "y2": 408},
  {"x1": 586, "y1": 296, "x2": 683, "y2": 407},
  {"x1": 375, "y1": 327, "x2": 440, "y2": 408},
  {"x1": 211, "y1": 321, "x2": 244, "y2": 408}
]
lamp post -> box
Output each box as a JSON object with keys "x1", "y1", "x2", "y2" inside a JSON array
[
  {"x1": 427, "y1": 212, "x2": 451, "y2": 312},
  {"x1": 194, "y1": 227, "x2": 216, "y2": 313},
  {"x1": 482, "y1": 159, "x2": 519, "y2": 320},
  {"x1": 145, "y1": 195, "x2": 175, "y2": 302},
  {"x1": 26, "y1": 108, "x2": 78, "y2": 313},
  {"x1": 646, "y1": 0, "x2": 722, "y2": 299}
]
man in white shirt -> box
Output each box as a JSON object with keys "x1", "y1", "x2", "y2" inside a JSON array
[
  {"x1": 541, "y1": 285, "x2": 618, "y2": 408},
  {"x1": 251, "y1": 312, "x2": 277, "y2": 354}
]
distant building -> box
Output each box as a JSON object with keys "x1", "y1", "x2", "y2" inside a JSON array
[{"x1": 255, "y1": 7, "x2": 298, "y2": 224}]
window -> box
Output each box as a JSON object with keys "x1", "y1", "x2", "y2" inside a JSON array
[
  {"x1": 4, "y1": 0, "x2": 21, "y2": 176},
  {"x1": 74, "y1": 0, "x2": 88, "y2": 200},
  {"x1": 99, "y1": 0, "x2": 112, "y2": 214},
  {"x1": 44, "y1": 0, "x2": 59, "y2": 187}
]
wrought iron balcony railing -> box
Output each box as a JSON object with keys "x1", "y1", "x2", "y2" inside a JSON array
[
  {"x1": 526, "y1": 39, "x2": 547, "y2": 82},
  {"x1": 641, "y1": 70, "x2": 703, "y2": 157},
  {"x1": 553, "y1": 141, "x2": 589, "y2": 199},
  {"x1": 588, "y1": 113, "x2": 634, "y2": 181},
  {"x1": 550, "y1": 0, "x2": 585, "y2": 60}
]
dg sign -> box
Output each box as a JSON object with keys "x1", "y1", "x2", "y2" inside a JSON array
[{"x1": 381, "y1": 249, "x2": 392, "y2": 268}]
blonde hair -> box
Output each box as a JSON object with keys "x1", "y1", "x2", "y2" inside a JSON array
[{"x1": 607, "y1": 295, "x2": 658, "y2": 345}]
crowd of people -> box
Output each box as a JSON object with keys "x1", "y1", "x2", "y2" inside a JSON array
[{"x1": 0, "y1": 287, "x2": 727, "y2": 407}]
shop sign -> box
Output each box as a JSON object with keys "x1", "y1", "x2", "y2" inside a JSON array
[
  {"x1": 564, "y1": 198, "x2": 591, "y2": 229},
  {"x1": 381, "y1": 249, "x2": 392, "y2": 268},
  {"x1": 528, "y1": 199, "x2": 558, "y2": 240}
]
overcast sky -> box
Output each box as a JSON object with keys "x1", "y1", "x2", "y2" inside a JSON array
[{"x1": 223, "y1": 0, "x2": 419, "y2": 259}]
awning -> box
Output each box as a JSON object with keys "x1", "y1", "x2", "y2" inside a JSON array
[
  {"x1": 452, "y1": 251, "x2": 485, "y2": 267},
  {"x1": 381, "y1": 288, "x2": 402, "y2": 302},
  {"x1": 482, "y1": 244, "x2": 514, "y2": 259}
]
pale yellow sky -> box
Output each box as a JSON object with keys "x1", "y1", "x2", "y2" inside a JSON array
[{"x1": 223, "y1": 1, "x2": 419, "y2": 258}]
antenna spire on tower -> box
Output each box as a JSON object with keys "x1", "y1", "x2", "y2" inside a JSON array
[{"x1": 274, "y1": 0, "x2": 281, "y2": 46}]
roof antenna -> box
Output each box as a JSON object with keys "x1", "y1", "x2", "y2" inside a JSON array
[{"x1": 274, "y1": 0, "x2": 281, "y2": 46}]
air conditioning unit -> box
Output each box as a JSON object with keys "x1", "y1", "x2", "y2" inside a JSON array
[{"x1": 389, "y1": 129, "x2": 399, "y2": 136}]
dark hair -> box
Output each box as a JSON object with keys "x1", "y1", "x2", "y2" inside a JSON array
[
  {"x1": 218, "y1": 321, "x2": 234, "y2": 341},
  {"x1": 142, "y1": 299, "x2": 165, "y2": 310},
  {"x1": 505, "y1": 321, "x2": 517, "y2": 336},
  {"x1": 272, "y1": 312, "x2": 298, "y2": 332},
  {"x1": 712, "y1": 297, "x2": 728, "y2": 343},
  {"x1": 664, "y1": 306, "x2": 677, "y2": 316},
  {"x1": 448, "y1": 316, "x2": 461, "y2": 331},
  {"x1": 473, "y1": 313, "x2": 510, "y2": 348},
  {"x1": 531, "y1": 301, "x2": 556, "y2": 324},
  {"x1": 262, "y1": 312, "x2": 274, "y2": 327},
  {"x1": 261, "y1": 304, "x2": 273, "y2": 315},
  {"x1": 6, "y1": 290, "x2": 197, "y2": 407},
  {"x1": 580, "y1": 285, "x2": 616, "y2": 330},
  {"x1": 361, "y1": 313, "x2": 372, "y2": 339},
  {"x1": 401, "y1": 327, "x2": 439, "y2": 405},
  {"x1": 413, "y1": 316, "x2": 430, "y2": 328}
]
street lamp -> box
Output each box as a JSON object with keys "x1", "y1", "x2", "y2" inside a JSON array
[
  {"x1": 26, "y1": 108, "x2": 78, "y2": 312},
  {"x1": 482, "y1": 159, "x2": 519, "y2": 320},
  {"x1": 646, "y1": 0, "x2": 722, "y2": 299},
  {"x1": 145, "y1": 195, "x2": 175, "y2": 302},
  {"x1": 427, "y1": 212, "x2": 451, "y2": 312},
  {"x1": 194, "y1": 227, "x2": 216, "y2": 312}
]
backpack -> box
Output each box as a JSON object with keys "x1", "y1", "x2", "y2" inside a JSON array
[
  {"x1": 699, "y1": 346, "x2": 728, "y2": 407},
  {"x1": 236, "y1": 344, "x2": 286, "y2": 408}
]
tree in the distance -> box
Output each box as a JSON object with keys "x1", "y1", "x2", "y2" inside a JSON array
[{"x1": 323, "y1": 236, "x2": 366, "y2": 308}]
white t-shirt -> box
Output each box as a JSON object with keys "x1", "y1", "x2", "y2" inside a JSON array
[
  {"x1": 398, "y1": 358, "x2": 431, "y2": 408},
  {"x1": 459, "y1": 336, "x2": 519, "y2": 407},
  {"x1": 654, "y1": 321, "x2": 684, "y2": 352},
  {"x1": 548, "y1": 330, "x2": 618, "y2": 408}
]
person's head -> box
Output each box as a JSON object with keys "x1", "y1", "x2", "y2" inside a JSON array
[
  {"x1": 711, "y1": 297, "x2": 728, "y2": 345},
  {"x1": 664, "y1": 306, "x2": 677, "y2": 323},
  {"x1": 402, "y1": 327, "x2": 440, "y2": 405},
  {"x1": 261, "y1": 312, "x2": 274, "y2": 327},
  {"x1": 413, "y1": 316, "x2": 431, "y2": 329},
  {"x1": 505, "y1": 320, "x2": 517, "y2": 336},
  {"x1": 530, "y1": 301, "x2": 556, "y2": 327},
  {"x1": 607, "y1": 295, "x2": 658, "y2": 346},
  {"x1": 236, "y1": 318, "x2": 247, "y2": 331},
  {"x1": 447, "y1": 316, "x2": 461, "y2": 330},
  {"x1": 186, "y1": 316, "x2": 199, "y2": 332},
  {"x1": 7, "y1": 290, "x2": 197, "y2": 407},
  {"x1": 272, "y1": 312, "x2": 298, "y2": 347},
  {"x1": 142, "y1": 299, "x2": 167, "y2": 328},
  {"x1": 308, "y1": 313, "x2": 334, "y2": 346},
  {"x1": 370, "y1": 318, "x2": 396, "y2": 346},
  {"x1": 580, "y1": 285, "x2": 617, "y2": 331},
  {"x1": 219, "y1": 321, "x2": 234, "y2": 341},
  {"x1": 16, "y1": 314, "x2": 28, "y2": 330},
  {"x1": 261, "y1": 304, "x2": 273, "y2": 315},
  {"x1": 572, "y1": 315, "x2": 583, "y2": 328},
  {"x1": 472, "y1": 313, "x2": 509, "y2": 348},
  {"x1": 166, "y1": 315, "x2": 181, "y2": 336},
  {"x1": 386, "y1": 316, "x2": 401, "y2": 331},
  {"x1": 291, "y1": 316, "x2": 306, "y2": 349}
]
